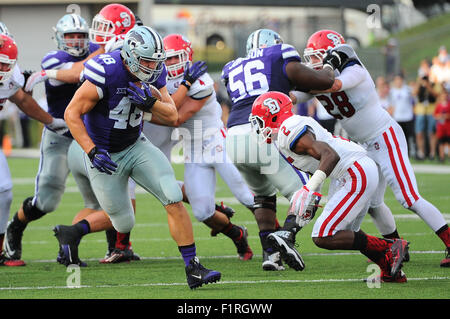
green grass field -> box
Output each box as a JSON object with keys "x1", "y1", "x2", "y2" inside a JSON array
[{"x1": 1, "y1": 157, "x2": 449, "y2": 300}]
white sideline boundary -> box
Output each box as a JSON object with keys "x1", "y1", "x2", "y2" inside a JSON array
[{"x1": 0, "y1": 276, "x2": 448, "y2": 291}]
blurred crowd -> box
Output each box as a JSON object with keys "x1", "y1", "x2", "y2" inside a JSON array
[{"x1": 289, "y1": 45, "x2": 450, "y2": 163}]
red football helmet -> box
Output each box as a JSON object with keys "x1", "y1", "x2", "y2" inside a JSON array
[
  {"x1": 163, "y1": 34, "x2": 193, "y2": 79},
  {"x1": 89, "y1": 3, "x2": 136, "y2": 44},
  {"x1": 0, "y1": 34, "x2": 18, "y2": 83},
  {"x1": 250, "y1": 91, "x2": 294, "y2": 144},
  {"x1": 304, "y1": 30, "x2": 345, "y2": 69}
]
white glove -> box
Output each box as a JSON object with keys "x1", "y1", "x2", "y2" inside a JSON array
[
  {"x1": 25, "y1": 70, "x2": 48, "y2": 92},
  {"x1": 47, "y1": 118, "x2": 69, "y2": 135},
  {"x1": 105, "y1": 34, "x2": 125, "y2": 53},
  {"x1": 289, "y1": 186, "x2": 322, "y2": 227}
]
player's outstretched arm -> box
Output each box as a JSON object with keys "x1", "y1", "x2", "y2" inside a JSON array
[
  {"x1": 286, "y1": 61, "x2": 335, "y2": 92},
  {"x1": 9, "y1": 88, "x2": 53, "y2": 125},
  {"x1": 64, "y1": 80, "x2": 99, "y2": 153}
]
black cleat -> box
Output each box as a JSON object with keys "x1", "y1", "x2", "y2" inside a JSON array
[
  {"x1": 53, "y1": 225, "x2": 86, "y2": 267},
  {"x1": 185, "y1": 257, "x2": 221, "y2": 289},
  {"x1": 4, "y1": 220, "x2": 25, "y2": 261},
  {"x1": 440, "y1": 247, "x2": 450, "y2": 268},
  {"x1": 267, "y1": 230, "x2": 305, "y2": 271}
]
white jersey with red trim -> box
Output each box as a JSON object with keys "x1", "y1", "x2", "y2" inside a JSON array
[
  {"x1": 0, "y1": 65, "x2": 24, "y2": 109},
  {"x1": 277, "y1": 115, "x2": 367, "y2": 178},
  {"x1": 166, "y1": 72, "x2": 223, "y2": 136},
  {"x1": 313, "y1": 64, "x2": 393, "y2": 143}
]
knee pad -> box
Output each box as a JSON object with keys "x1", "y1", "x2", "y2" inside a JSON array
[
  {"x1": 253, "y1": 195, "x2": 277, "y2": 212},
  {"x1": 23, "y1": 197, "x2": 46, "y2": 221}
]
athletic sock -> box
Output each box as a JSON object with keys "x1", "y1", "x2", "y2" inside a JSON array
[
  {"x1": 436, "y1": 225, "x2": 450, "y2": 248},
  {"x1": 383, "y1": 229, "x2": 400, "y2": 240},
  {"x1": 106, "y1": 228, "x2": 117, "y2": 251},
  {"x1": 221, "y1": 223, "x2": 242, "y2": 242},
  {"x1": 352, "y1": 231, "x2": 391, "y2": 272},
  {"x1": 116, "y1": 232, "x2": 130, "y2": 250},
  {"x1": 259, "y1": 230, "x2": 275, "y2": 254},
  {"x1": 178, "y1": 243, "x2": 196, "y2": 267},
  {"x1": 73, "y1": 219, "x2": 90, "y2": 237},
  {"x1": 10, "y1": 212, "x2": 27, "y2": 232}
]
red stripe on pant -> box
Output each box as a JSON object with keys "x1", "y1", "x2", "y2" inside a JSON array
[
  {"x1": 318, "y1": 164, "x2": 358, "y2": 237},
  {"x1": 382, "y1": 127, "x2": 418, "y2": 207},
  {"x1": 327, "y1": 161, "x2": 367, "y2": 236},
  {"x1": 388, "y1": 127, "x2": 419, "y2": 203}
]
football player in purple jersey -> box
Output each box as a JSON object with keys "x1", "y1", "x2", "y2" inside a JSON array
[
  {"x1": 62, "y1": 26, "x2": 221, "y2": 289},
  {"x1": 3, "y1": 14, "x2": 91, "y2": 265}
]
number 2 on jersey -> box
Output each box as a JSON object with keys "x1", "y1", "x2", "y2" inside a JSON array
[{"x1": 316, "y1": 91, "x2": 356, "y2": 119}]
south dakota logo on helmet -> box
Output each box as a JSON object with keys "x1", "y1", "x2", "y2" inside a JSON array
[{"x1": 121, "y1": 26, "x2": 166, "y2": 83}]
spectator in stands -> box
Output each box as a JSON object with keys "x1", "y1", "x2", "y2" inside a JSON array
[
  {"x1": 377, "y1": 80, "x2": 393, "y2": 115},
  {"x1": 389, "y1": 73, "x2": 416, "y2": 157},
  {"x1": 430, "y1": 56, "x2": 446, "y2": 84},
  {"x1": 417, "y1": 59, "x2": 431, "y2": 79},
  {"x1": 413, "y1": 76, "x2": 439, "y2": 160},
  {"x1": 434, "y1": 87, "x2": 450, "y2": 163}
]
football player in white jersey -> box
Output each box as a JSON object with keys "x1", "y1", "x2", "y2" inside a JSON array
[
  {"x1": 251, "y1": 91, "x2": 410, "y2": 283},
  {"x1": 0, "y1": 33, "x2": 68, "y2": 266},
  {"x1": 298, "y1": 30, "x2": 450, "y2": 267},
  {"x1": 157, "y1": 34, "x2": 255, "y2": 260}
]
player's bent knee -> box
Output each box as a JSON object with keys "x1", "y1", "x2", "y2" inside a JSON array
[
  {"x1": 312, "y1": 237, "x2": 328, "y2": 249},
  {"x1": 111, "y1": 214, "x2": 135, "y2": 234},
  {"x1": 191, "y1": 199, "x2": 215, "y2": 222},
  {"x1": 159, "y1": 175, "x2": 183, "y2": 205}
]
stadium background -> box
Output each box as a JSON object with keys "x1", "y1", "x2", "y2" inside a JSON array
[{"x1": 1, "y1": 0, "x2": 449, "y2": 148}]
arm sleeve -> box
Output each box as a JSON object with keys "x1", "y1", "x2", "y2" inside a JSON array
[{"x1": 336, "y1": 64, "x2": 366, "y2": 91}]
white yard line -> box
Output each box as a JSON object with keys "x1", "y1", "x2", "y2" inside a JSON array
[{"x1": 0, "y1": 276, "x2": 448, "y2": 291}]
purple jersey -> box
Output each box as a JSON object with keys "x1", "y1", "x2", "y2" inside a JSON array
[
  {"x1": 82, "y1": 50, "x2": 167, "y2": 153},
  {"x1": 41, "y1": 50, "x2": 87, "y2": 137},
  {"x1": 221, "y1": 44, "x2": 301, "y2": 128},
  {"x1": 89, "y1": 42, "x2": 101, "y2": 54}
]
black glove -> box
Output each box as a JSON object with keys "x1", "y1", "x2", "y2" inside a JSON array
[
  {"x1": 127, "y1": 82, "x2": 157, "y2": 113},
  {"x1": 181, "y1": 61, "x2": 208, "y2": 89},
  {"x1": 322, "y1": 50, "x2": 349, "y2": 71}
]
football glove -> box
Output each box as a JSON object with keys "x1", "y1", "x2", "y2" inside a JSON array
[
  {"x1": 25, "y1": 70, "x2": 48, "y2": 92},
  {"x1": 47, "y1": 118, "x2": 69, "y2": 136},
  {"x1": 127, "y1": 82, "x2": 157, "y2": 113},
  {"x1": 88, "y1": 146, "x2": 118, "y2": 175},
  {"x1": 289, "y1": 186, "x2": 322, "y2": 227},
  {"x1": 181, "y1": 61, "x2": 208, "y2": 89}
]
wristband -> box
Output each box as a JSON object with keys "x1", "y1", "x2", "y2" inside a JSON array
[
  {"x1": 143, "y1": 112, "x2": 153, "y2": 121},
  {"x1": 87, "y1": 146, "x2": 98, "y2": 161},
  {"x1": 181, "y1": 79, "x2": 191, "y2": 90},
  {"x1": 46, "y1": 69, "x2": 58, "y2": 79},
  {"x1": 305, "y1": 170, "x2": 327, "y2": 192}
]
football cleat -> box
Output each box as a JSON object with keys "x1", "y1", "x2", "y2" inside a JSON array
[
  {"x1": 185, "y1": 257, "x2": 221, "y2": 289},
  {"x1": 100, "y1": 248, "x2": 135, "y2": 264},
  {"x1": 53, "y1": 225, "x2": 86, "y2": 267},
  {"x1": 233, "y1": 226, "x2": 253, "y2": 261},
  {"x1": 365, "y1": 270, "x2": 407, "y2": 284},
  {"x1": 103, "y1": 247, "x2": 141, "y2": 262},
  {"x1": 267, "y1": 230, "x2": 305, "y2": 271},
  {"x1": 389, "y1": 239, "x2": 409, "y2": 277},
  {"x1": 4, "y1": 220, "x2": 25, "y2": 261},
  {"x1": 56, "y1": 246, "x2": 86, "y2": 267},
  {"x1": 440, "y1": 247, "x2": 450, "y2": 267},
  {"x1": 0, "y1": 252, "x2": 26, "y2": 266},
  {"x1": 262, "y1": 250, "x2": 285, "y2": 271}
]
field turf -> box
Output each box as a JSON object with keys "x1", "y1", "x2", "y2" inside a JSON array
[{"x1": 1, "y1": 157, "x2": 449, "y2": 302}]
